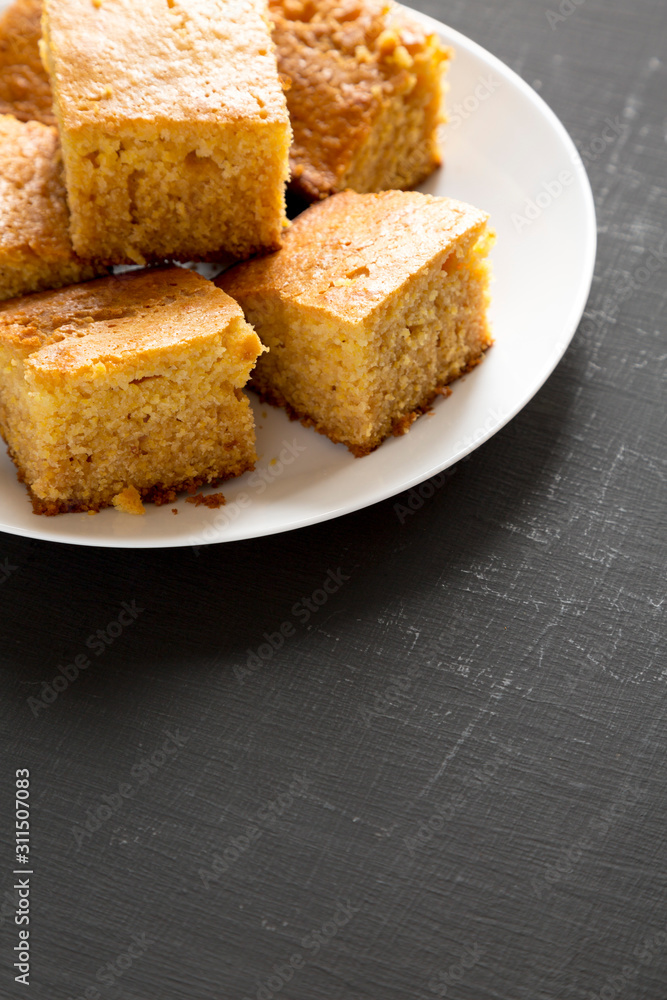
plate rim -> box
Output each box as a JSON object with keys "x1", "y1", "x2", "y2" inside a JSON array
[{"x1": 0, "y1": 9, "x2": 597, "y2": 548}]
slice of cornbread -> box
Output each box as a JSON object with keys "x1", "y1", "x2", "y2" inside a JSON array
[
  {"x1": 0, "y1": 0, "x2": 53, "y2": 125},
  {"x1": 41, "y1": 0, "x2": 292, "y2": 265},
  {"x1": 0, "y1": 114, "x2": 104, "y2": 302},
  {"x1": 0, "y1": 267, "x2": 264, "y2": 514},
  {"x1": 219, "y1": 190, "x2": 493, "y2": 456},
  {"x1": 269, "y1": 0, "x2": 450, "y2": 202}
]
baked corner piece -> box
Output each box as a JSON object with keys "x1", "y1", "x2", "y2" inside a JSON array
[
  {"x1": 41, "y1": 0, "x2": 292, "y2": 265},
  {"x1": 0, "y1": 114, "x2": 104, "y2": 302},
  {"x1": 0, "y1": 0, "x2": 54, "y2": 125},
  {"x1": 269, "y1": 0, "x2": 450, "y2": 201},
  {"x1": 0, "y1": 267, "x2": 264, "y2": 514},
  {"x1": 219, "y1": 190, "x2": 493, "y2": 456}
]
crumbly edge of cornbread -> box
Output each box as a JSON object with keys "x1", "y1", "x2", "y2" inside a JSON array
[
  {"x1": 242, "y1": 226, "x2": 493, "y2": 455},
  {"x1": 18, "y1": 462, "x2": 251, "y2": 516},
  {"x1": 54, "y1": 122, "x2": 291, "y2": 265},
  {"x1": 0, "y1": 0, "x2": 54, "y2": 125},
  {"x1": 271, "y1": 0, "x2": 449, "y2": 200}
]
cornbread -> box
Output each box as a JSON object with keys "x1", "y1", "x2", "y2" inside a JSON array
[
  {"x1": 112, "y1": 485, "x2": 145, "y2": 515},
  {"x1": 0, "y1": 0, "x2": 53, "y2": 125},
  {"x1": 41, "y1": 0, "x2": 292, "y2": 264},
  {"x1": 0, "y1": 267, "x2": 264, "y2": 514},
  {"x1": 0, "y1": 114, "x2": 103, "y2": 302},
  {"x1": 219, "y1": 190, "x2": 493, "y2": 456},
  {"x1": 269, "y1": 0, "x2": 450, "y2": 201}
]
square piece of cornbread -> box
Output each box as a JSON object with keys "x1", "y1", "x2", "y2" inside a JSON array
[
  {"x1": 0, "y1": 114, "x2": 104, "y2": 302},
  {"x1": 0, "y1": 0, "x2": 54, "y2": 125},
  {"x1": 0, "y1": 267, "x2": 264, "y2": 514},
  {"x1": 41, "y1": 0, "x2": 292, "y2": 265},
  {"x1": 270, "y1": 0, "x2": 449, "y2": 201},
  {"x1": 219, "y1": 190, "x2": 493, "y2": 456}
]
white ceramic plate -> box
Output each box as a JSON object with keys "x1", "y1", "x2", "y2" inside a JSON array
[{"x1": 0, "y1": 9, "x2": 596, "y2": 548}]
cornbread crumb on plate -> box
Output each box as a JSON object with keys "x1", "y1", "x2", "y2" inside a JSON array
[
  {"x1": 112, "y1": 484, "x2": 145, "y2": 515},
  {"x1": 185, "y1": 492, "x2": 227, "y2": 509},
  {"x1": 0, "y1": 267, "x2": 264, "y2": 514},
  {"x1": 0, "y1": 114, "x2": 104, "y2": 302},
  {"x1": 220, "y1": 189, "x2": 493, "y2": 456},
  {"x1": 41, "y1": 0, "x2": 292, "y2": 264},
  {"x1": 0, "y1": 0, "x2": 54, "y2": 125},
  {"x1": 270, "y1": 0, "x2": 449, "y2": 201}
]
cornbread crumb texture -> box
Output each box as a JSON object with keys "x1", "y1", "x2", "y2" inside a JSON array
[
  {"x1": 270, "y1": 0, "x2": 449, "y2": 200},
  {"x1": 0, "y1": 114, "x2": 103, "y2": 301},
  {"x1": 220, "y1": 190, "x2": 493, "y2": 456},
  {"x1": 186, "y1": 491, "x2": 227, "y2": 508},
  {"x1": 41, "y1": 0, "x2": 292, "y2": 264},
  {"x1": 0, "y1": 0, "x2": 54, "y2": 125},
  {"x1": 0, "y1": 267, "x2": 264, "y2": 514},
  {"x1": 112, "y1": 484, "x2": 145, "y2": 515}
]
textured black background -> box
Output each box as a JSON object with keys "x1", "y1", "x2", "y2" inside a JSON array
[{"x1": 1, "y1": 0, "x2": 666, "y2": 997}]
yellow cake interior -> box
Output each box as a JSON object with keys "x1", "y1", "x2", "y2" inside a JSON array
[{"x1": 53, "y1": 122, "x2": 292, "y2": 265}]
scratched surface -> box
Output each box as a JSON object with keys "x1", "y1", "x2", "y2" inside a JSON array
[{"x1": 1, "y1": 0, "x2": 666, "y2": 997}]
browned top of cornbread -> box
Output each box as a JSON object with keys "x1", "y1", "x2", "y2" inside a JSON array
[
  {"x1": 41, "y1": 0, "x2": 289, "y2": 130},
  {"x1": 220, "y1": 190, "x2": 488, "y2": 323},
  {"x1": 0, "y1": 113, "x2": 75, "y2": 257},
  {"x1": 0, "y1": 0, "x2": 54, "y2": 125},
  {"x1": 269, "y1": 0, "x2": 449, "y2": 199},
  {"x1": 0, "y1": 266, "x2": 262, "y2": 385}
]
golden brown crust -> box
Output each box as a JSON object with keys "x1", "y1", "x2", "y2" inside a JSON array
[
  {"x1": 41, "y1": 0, "x2": 289, "y2": 130},
  {"x1": 221, "y1": 189, "x2": 489, "y2": 324},
  {"x1": 269, "y1": 0, "x2": 449, "y2": 200},
  {"x1": 0, "y1": 0, "x2": 54, "y2": 126},
  {"x1": 0, "y1": 266, "x2": 260, "y2": 384},
  {"x1": 0, "y1": 113, "x2": 104, "y2": 299}
]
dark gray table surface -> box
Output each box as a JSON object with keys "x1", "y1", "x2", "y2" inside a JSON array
[{"x1": 1, "y1": 0, "x2": 666, "y2": 997}]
